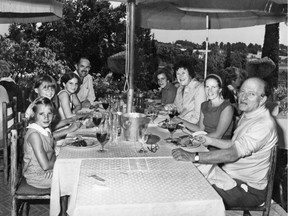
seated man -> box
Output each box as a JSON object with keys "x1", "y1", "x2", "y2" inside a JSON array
[
  {"x1": 172, "y1": 77, "x2": 278, "y2": 208},
  {"x1": 74, "y1": 57, "x2": 96, "y2": 108}
]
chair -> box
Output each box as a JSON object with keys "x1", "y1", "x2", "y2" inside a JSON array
[
  {"x1": 0, "y1": 96, "x2": 18, "y2": 184},
  {"x1": 10, "y1": 120, "x2": 50, "y2": 216},
  {"x1": 227, "y1": 144, "x2": 278, "y2": 216}
]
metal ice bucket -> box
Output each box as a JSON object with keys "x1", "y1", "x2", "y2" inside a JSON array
[{"x1": 120, "y1": 112, "x2": 150, "y2": 141}]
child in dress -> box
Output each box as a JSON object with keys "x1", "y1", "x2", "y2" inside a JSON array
[{"x1": 23, "y1": 97, "x2": 56, "y2": 188}]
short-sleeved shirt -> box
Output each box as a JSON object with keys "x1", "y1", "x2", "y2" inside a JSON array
[
  {"x1": 201, "y1": 100, "x2": 234, "y2": 139},
  {"x1": 161, "y1": 82, "x2": 177, "y2": 105}
]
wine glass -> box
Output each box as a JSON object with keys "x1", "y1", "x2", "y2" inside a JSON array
[
  {"x1": 102, "y1": 100, "x2": 110, "y2": 111},
  {"x1": 92, "y1": 113, "x2": 102, "y2": 127},
  {"x1": 150, "y1": 110, "x2": 159, "y2": 123},
  {"x1": 137, "y1": 124, "x2": 149, "y2": 153},
  {"x1": 168, "y1": 108, "x2": 178, "y2": 122},
  {"x1": 96, "y1": 119, "x2": 110, "y2": 152},
  {"x1": 280, "y1": 101, "x2": 288, "y2": 115},
  {"x1": 166, "y1": 122, "x2": 177, "y2": 142}
]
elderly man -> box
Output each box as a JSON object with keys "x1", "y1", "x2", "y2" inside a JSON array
[
  {"x1": 74, "y1": 57, "x2": 96, "y2": 108},
  {"x1": 172, "y1": 77, "x2": 278, "y2": 208}
]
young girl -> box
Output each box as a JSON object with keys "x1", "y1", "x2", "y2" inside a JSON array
[
  {"x1": 23, "y1": 97, "x2": 56, "y2": 188},
  {"x1": 58, "y1": 72, "x2": 82, "y2": 120},
  {"x1": 174, "y1": 74, "x2": 234, "y2": 139},
  {"x1": 25, "y1": 75, "x2": 82, "y2": 140}
]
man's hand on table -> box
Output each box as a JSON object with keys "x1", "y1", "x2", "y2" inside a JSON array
[{"x1": 172, "y1": 148, "x2": 194, "y2": 162}]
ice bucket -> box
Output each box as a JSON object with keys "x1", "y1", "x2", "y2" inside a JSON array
[{"x1": 120, "y1": 113, "x2": 150, "y2": 141}]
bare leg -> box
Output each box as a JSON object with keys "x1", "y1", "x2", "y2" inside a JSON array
[{"x1": 58, "y1": 195, "x2": 69, "y2": 216}]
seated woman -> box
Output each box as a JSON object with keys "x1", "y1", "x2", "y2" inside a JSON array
[
  {"x1": 166, "y1": 60, "x2": 206, "y2": 124},
  {"x1": 58, "y1": 72, "x2": 82, "y2": 120},
  {"x1": 175, "y1": 74, "x2": 234, "y2": 139},
  {"x1": 25, "y1": 74, "x2": 82, "y2": 140},
  {"x1": 154, "y1": 66, "x2": 177, "y2": 105}
]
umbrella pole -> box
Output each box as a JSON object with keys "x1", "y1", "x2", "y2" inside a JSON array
[
  {"x1": 126, "y1": 0, "x2": 135, "y2": 113},
  {"x1": 204, "y1": 15, "x2": 209, "y2": 79}
]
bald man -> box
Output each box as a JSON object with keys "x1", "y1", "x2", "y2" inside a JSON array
[{"x1": 172, "y1": 77, "x2": 278, "y2": 208}]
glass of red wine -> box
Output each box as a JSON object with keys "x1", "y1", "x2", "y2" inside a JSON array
[
  {"x1": 96, "y1": 118, "x2": 110, "y2": 152},
  {"x1": 92, "y1": 113, "x2": 102, "y2": 127},
  {"x1": 102, "y1": 100, "x2": 110, "y2": 111},
  {"x1": 166, "y1": 122, "x2": 177, "y2": 142}
]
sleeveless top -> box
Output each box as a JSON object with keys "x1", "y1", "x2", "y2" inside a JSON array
[
  {"x1": 57, "y1": 89, "x2": 73, "y2": 120},
  {"x1": 23, "y1": 124, "x2": 54, "y2": 188},
  {"x1": 201, "y1": 100, "x2": 234, "y2": 139}
]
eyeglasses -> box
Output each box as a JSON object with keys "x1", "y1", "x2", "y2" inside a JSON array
[
  {"x1": 238, "y1": 91, "x2": 264, "y2": 99},
  {"x1": 147, "y1": 144, "x2": 159, "y2": 153}
]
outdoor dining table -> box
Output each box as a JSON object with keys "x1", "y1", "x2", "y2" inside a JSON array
[{"x1": 50, "y1": 113, "x2": 225, "y2": 216}]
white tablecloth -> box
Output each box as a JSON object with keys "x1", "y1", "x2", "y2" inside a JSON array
[
  {"x1": 50, "y1": 115, "x2": 224, "y2": 216},
  {"x1": 69, "y1": 158, "x2": 225, "y2": 216}
]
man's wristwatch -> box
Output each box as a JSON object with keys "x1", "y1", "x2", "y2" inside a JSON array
[{"x1": 194, "y1": 152, "x2": 200, "y2": 162}]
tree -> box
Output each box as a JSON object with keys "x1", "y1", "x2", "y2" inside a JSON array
[
  {"x1": 224, "y1": 43, "x2": 232, "y2": 68},
  {"x1": 262, "y1": 23, "x2": 280, "y2": 88}
]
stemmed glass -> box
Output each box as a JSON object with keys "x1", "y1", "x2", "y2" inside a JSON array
[
  {"x1": 150, "y1": 110, "x2": 159, "y2": 123},
  {"x1": 102, "y1": 99, "x2": 110, "y2": 111},
  {"x1": 92, "y1": 113, "x2": 102, "y2": 127},
  {"x1": 279, "y1": 101, "x2": 288, "y2": 115},
  {"x1": 96, "y1": 117, "x2": 110, "y2": 152},
  {"x1": 137, "y1": 124, "x2": 149, "y2": 153},
  {"x1": 166, "y1": 122, "x2": 177, "y2": 142}
]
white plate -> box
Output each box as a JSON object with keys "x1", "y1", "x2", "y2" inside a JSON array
[
  {"x1": 65, "y1": 137, "x2": 99, "y2": 149},
  {"x1": 191, "y1": 131, "x2": 207, "y2": 136}
]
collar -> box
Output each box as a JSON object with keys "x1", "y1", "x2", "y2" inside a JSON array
[
  {"x1": 27, "y1": 123, "x2": 51, "y2": 137},
  {"x1": 0, "y1": 77, "x2": 15, "y2": 83},
  {"x1": 179, "y1": 78, "x2": 199, "y2": 91},
  {"x1": 240, "y1": 106, "x2": 267, "y2": 120}
]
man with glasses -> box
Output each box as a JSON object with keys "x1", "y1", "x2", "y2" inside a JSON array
[{"x1": 172, "y1": 77, "x2": 278, "y2": 208}]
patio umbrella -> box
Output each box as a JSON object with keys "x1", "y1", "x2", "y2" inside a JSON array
[
  {"x1": 107, "y1": 0, "x2": 287, "y2": 112},
  {"x1": 107, "y1": 51, "x2": 126, "y2": 74},
  {"x1": 0, "y1": 0, "x2": 63, "y2": 24}
]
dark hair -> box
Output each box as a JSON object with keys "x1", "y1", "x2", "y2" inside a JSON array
[
  {"x1": 28, "y1": 97, "x2": 55, "y2": 123},
  {"x1": 60, "y1": 72, "x2": 80, "y2": 87},
  {"x1": 173, "y1": 60, "x2": 195, "y2": 78},
  {"x1": 223, "y1": 67, "x2": 239, "y2": 85},
  {"x1": 205, "y1": 74, "x2": 223, "y2": 88},
  {"x1": 153, "y1": 66, "x2": 174, "y2": 83}
]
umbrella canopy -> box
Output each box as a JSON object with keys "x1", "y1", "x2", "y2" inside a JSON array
[
  {"x1": 0, "y1": 0, "x2": 63, "y2": 24},
  {"x1": 107, "y1": 51, "x2": 126, "y2": 74},
  {"x1": 134, "y1": 1, "x2": 287, "y2": 30}
]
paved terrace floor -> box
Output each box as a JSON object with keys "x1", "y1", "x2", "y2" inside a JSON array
[{"x1": 0, "y1": 174, "x2": 286, "y2": 216}]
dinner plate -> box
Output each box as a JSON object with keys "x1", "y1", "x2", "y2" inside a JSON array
[
  {"x1": 157, "y1": 120, "x2": 183, "y2": 130},
  {"x1": 65, "y1": 137, "x2": 99, "y2": 149}
]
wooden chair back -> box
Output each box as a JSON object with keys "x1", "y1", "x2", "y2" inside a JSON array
[
  {"x1": 1, "y1": 96, "x2": 18, "y2": 184},
  {"x1": 227, "y1": 144, "x2": 278, "y2": 216},
  {"x1": 10, "y1": 119, "x2": 50, "y2": 216}
]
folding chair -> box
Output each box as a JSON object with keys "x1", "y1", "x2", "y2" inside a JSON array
[
  {"x1": 0, "y1": 96, "x2": 17, "y2": 184},
  {"x1": 227, "y1": 145, "x2": 278, "y2": 216},
  {"x1": 10, "y1": 120, "x2": 50, "y2": 216}
]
